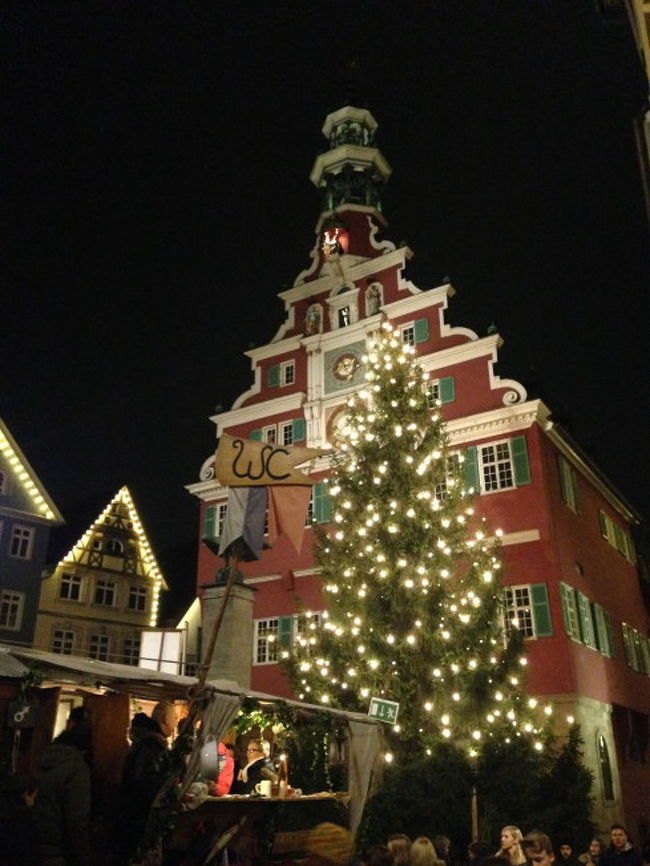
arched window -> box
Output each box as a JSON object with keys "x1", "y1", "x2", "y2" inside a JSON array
[
  {"x1": 597, "y1": 732, "x2": 614, "y2": 801},
  {"x1": 105, "y1": 538, "x2": 124, "y2": 556}
]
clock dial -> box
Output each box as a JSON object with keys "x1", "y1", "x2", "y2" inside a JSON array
[
  {"x1": 333, "y1": 352, "x2": 360, "y2": 381},
  {"x1": 327, "y1": 408, "x2": 355, "y2": 447},
  {"x1": 323, "y1": 340, "x2": 366, "y2": 394}
]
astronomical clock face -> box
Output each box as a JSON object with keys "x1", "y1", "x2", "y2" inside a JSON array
[
  {"x1": 323, "y1": 341, "x2": 366, "y2": 394},
  {"x1": 327, "y1": 407, "x2": 355, "y2": 448}
]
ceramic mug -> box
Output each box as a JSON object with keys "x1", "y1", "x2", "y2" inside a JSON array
[{"x1": 255, "y1": 780, "x2": 272, "y2": 797}]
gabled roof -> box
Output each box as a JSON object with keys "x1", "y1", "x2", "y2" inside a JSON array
[
  {"x1": 57, "y1": 486, "x2": 168, "y2": 592},
  {"x1": 0, "y1": 417, "x2": 64, "y2": 523}
]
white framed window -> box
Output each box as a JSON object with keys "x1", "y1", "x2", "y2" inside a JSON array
[
  {"x1": 401, "y1": 323, "x2": 415, "y2": 345},
  {"x1": 425, "y1": 381, "x2": 440, "y2": 407},
  {"x1": 577, "y1": 592, "x2": 597, "y2": 649},
  {"x1": 94, "y1": 579, "x2": 116, "y2": 607},
  {"x1": 53, "y1": 629, "x2": 75, "y2": 655},
  {"x1": 60, "y1": 573, "x2": 82, "y2": 602},
  {"x1": 9, "y1": 525, "x2": 35, "y2": 560},
  {"x1": 0, "y1": 590, "x2": 24, "y2": 630},
  {"x1": 598, "y1": 510, "x2": 635, "y2": 563},
  {"x1": 560, "y1": 583, "x2": 582, "y2": 641},
  {"x1": 326, "y1": 286, "x2": 359, "y2": 330},
  {"x1": 123, "y1": 637, "x2": 141, "y2": 666},
  {"x1": 280, "y1": 421, "x2": 294, "y2": 446},
  {"x1": 89, "y1": 633, "x2": 110, "y2": 661},
  {"x1": 204, "y1": 502, "x2": 228, "y2": 542},
  {"x1": 254, "y1": 617, "x2": 279, "y2": 664},
  {"x1": 504, "y1": 586, "x2": 535, "y2": 638},
  {"x1": 281, "y1": 361, "x2": 295, "y2": 386},
  {"x1": 262, "y1": 425, "x2": 277, "y2": 444},
  {"x1": 128, "y1": 586, "x2": 147, "y2": 612},
  {"x1": 435, "y1": 453, "x2": 461, "y2": 502},
  {"x1": 294, "y1": 612, "x2": 322, "y2": 653},
  {"x1": 478, "y1": 440, "x2": 514, "y2": 492}
]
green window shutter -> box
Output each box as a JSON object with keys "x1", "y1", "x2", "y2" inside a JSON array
[
  {"x1": 268, "y1": 364, "x2": 281, "y2": 388},
  {"x1": 439, "y1": 376, "x2": 455, "y2": 404},
  {"x1": 279, "y1": 616, "x2": 293, "y2": 649},
  {"x1": 292, "y1": 417, "x2": 306, "y2": 442},
  {"x1": 530, "y1": 583, "x2": 552, "y2": 637},
  {"x1": 313, "y1": 482, "x2": 332, "y2": 524},
  {"x1": 604, "y1": 610, "x2": 615, "y2": 658},
  {"x1": 414, "y1": 318, "x2": 430, "y2": 343},
  {"x1": 511, "y1": 435, "x2": 531, "y2": 485},
  {"x1": 204, "y1": 505, "x2": 217, "y2": 540},
  {"x1": 463, "y1": 446, "x2": 479, "y2": 492},
  {"x1": 249, "y1": 429, "x2": 263, "y2": 441},
  {"x1": 593, "y1": 603, "x2": 611, "y2": 657}
]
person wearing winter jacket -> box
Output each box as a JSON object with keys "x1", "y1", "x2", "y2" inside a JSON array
[
  {"x1": 34, "y1": 722, "x2": 92, "y2": 866},
  {"x1": 600, "y1": 826, "x2": 642, "y2": 866}
]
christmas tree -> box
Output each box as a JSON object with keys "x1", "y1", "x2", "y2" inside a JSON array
[{"x1": 286, "y1": 322, "x2": 549, "y2": 760}]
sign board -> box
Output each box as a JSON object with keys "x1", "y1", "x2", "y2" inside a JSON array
[
  {"x1": 8, "y1": 701, "x2": 37, "y2": 728},
  {"x1": 368, "y1": 697, "x2": 399, "y2": 724}
]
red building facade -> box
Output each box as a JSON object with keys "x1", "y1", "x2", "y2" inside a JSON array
[{"x1": 187, "y1": 103, "x2": 649, "y2": 835}]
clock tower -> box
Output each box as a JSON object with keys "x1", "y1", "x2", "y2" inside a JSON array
[{"x1": 187, "y1": 99, "x2": 648, "y2": 834}]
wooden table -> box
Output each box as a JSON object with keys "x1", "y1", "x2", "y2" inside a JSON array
[{"x1": 166, "y1": 793, "x2": 350, "y2": 865}]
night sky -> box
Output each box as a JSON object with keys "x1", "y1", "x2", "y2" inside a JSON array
[{"x1": 3, "y1": 2, "x2": 648, "y2": 619}]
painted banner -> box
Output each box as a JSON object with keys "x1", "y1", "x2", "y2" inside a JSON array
[{"x1": 215, "y1": 433, "x2": 327, "y2": 487}]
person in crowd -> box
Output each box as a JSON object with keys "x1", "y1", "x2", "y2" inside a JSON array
[
  {"x1": 118, "y1": 701, "x2": 180, "y2": 864},
  {"x1": 34, "y1": 718, "x2": 92, "y2": 866},
  {"x1": 388, "y1": 833, "x2": 412, "y2": 866},
  {"x1": 213, "y1": 741, "x2": 235, "y2": 796},
  {"x1": 600, "y1": 825, "x2": 642, "y2": 866},
  {"x1": 641, "y1": 840, "x2": 650, "y2": 866},
  {"x1": 363, "y1": 845, "x2": 394, "y2": 866},
  {"x1": 434, "y1": 836, "x2": 452, "y2": 866},
  {"x1": 497, "y1": 827, "x2": 527, "y2": 866},
  {"x1": 579, "y1": 840, "x2": 603, "y2": 866},
  {"x1": 469, "y1": 841, "x2": 493, "y2": 865},
  {"x1": 305, "y1": 821, "x2": 354, "y2": 865},
  {"x1": 557, "y1": 841, "x2": 580, "y2": 866},
  {"x1": 233, "y1": 737, "x2": 277, "y2": 794},
  {"x1": 521, "y1": 831, "x2": 555, "y2": 866},
  {"x1": 411, "y1": 836, "x2": 441, "y2": 866}
]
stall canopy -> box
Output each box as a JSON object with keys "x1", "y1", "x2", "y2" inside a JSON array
[{"x1": 0, "y1": 643, "x2": 382, "y2": 833}]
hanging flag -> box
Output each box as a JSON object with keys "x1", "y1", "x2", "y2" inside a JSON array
[
  {"x1": 267, "y1": 486, "x2": 312, "y2": 553},
  {"x1": 215, "y1": 433, "x2": 327, "y2": 487},
  {"x1": 218, "y1": 486, "x2": 268, "y2": 561}
]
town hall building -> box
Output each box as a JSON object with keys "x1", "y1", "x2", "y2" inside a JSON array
[{"x1": 187, "y1": 102, "x2": 649, "y2": 835}]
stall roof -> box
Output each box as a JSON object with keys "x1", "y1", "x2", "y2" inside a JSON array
[{"x1": 0, "y1": 644, "x2": 379, "y2": 727}]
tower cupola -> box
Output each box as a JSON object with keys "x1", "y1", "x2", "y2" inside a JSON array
[{"x1": 310, "y1": 105, "x2": 391, "y2": 214}]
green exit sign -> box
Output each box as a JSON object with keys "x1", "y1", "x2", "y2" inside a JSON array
[{"x1": 368, "y1": 697, "x2": 399, "y2": 724}]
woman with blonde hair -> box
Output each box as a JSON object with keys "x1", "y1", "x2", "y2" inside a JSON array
[
  {"x1": 388, "y1": 834, "x2": 412, "y2": 866},
  {"x1": 497, "y1": 826, "x2": 527, "y2": 866},
  {"x1": 411, "y1": 836, "x2": 442, "y2": 866}
]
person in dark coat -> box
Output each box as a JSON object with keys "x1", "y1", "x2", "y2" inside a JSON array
[
  {"x1": 118, "y1": 703, "x2": 179, "y2": 865},
  {"x1": 232, "y1": 738, "x2": 277, "y2": 794},
  {"x1": 600, "y1": 826, "x2": 642, "y2": 866},
  {"x1": 34, "y1": 722, "x2": 92, "y2": 866}
]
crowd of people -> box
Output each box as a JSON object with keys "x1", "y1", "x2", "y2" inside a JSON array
[
  {"x1": 3, "y1": 702, "x2": 650, "y2": 866},
  {"x1": 340, "y1": 826, "x2": 650, "y2": 866}
]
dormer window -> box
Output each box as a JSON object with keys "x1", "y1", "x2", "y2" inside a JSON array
[{"x1": 106, "y1": 539, "x2": 123, "y2": 556}]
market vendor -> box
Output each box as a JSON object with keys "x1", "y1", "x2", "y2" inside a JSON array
[{"x1": 232, "y1": 738, "x2": 277, "y2": 794}]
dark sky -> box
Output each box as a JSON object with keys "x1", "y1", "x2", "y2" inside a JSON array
[{"x1": 3, "y1": 2, "x2": 648, "y2": 618}]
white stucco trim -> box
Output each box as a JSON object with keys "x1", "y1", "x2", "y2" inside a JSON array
[
  {"x1": 286, "y1": 247, "x2": 411, "y2": 301},
  {"x1": 245, "y1": 574, "x2": 283, "y2": 585},
  {"x1": 500, "y1": 530, "x2": 541, "y2": 546},
  {"x1": 212, "y1": 392, "x2": 307, "y2": 431}
]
